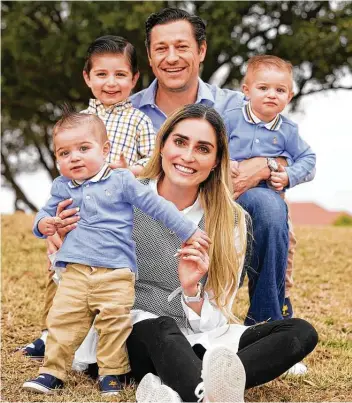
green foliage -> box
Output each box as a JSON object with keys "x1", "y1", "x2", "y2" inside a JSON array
[
  {"x1": 333, "y1": 214, "x2": 352, "y2": 226},
  {"x1": 1, "y1": 1, "x2": 352, "y2": 210}
]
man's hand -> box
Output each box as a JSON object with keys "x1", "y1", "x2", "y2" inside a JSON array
[
  {"x1": 269, "y1": 164, "x2": 289, "y2": 191},
  {"x1": 232, "y1": 157, "x2": 268, "y2": 199},
  {"x1": 109, "y1": 153, "x2": 129, "y2": 169},
  {"x1": 230, "y1": 160, "x2": 240, "y2": 178}
]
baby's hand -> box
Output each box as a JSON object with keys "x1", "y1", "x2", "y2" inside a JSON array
[
  {"x1": 230, "y1": 160, "x2": 240, "y2": 178},
  {"x1": 270, "y1": 164, "x2": 289, "y2": 191},
  {"x1": 38, "y1": 216, "x2": 64, "y2": 236},
  {"x1": 186, "y1": 229, "x2": 211, "y2": 250}
]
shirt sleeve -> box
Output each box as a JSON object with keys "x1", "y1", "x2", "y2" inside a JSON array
[
  {"x1": 180, "y1": 216, "x2": 246, "y2": 333},
  {"x1": 122, "y1": 170, "x2": 197, "y2": 241},
  {"x1": 33, "y1": 178, "x2": 66, "y2": 238},
  {"x1": 134, "y1": 113, "x2": 156, "y2": 167},
  {"x1": 284, "y1": 124, "x2": 316, "y2": 188}
]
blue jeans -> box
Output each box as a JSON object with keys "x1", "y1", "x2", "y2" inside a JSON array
[{"x1": 237, "y1": 187, "x2": 289, "y2": 325}]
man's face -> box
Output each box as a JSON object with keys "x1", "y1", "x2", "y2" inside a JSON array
[{"x1": 148, "y1": 20, "x2": 206, "y2": 92}]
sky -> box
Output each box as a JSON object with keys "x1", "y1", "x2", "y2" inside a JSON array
[{"x1": 1, "y1": 89, "x2": 351, "y2": 215}]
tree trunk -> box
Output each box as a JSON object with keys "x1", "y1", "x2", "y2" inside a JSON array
[{"x1": 1, "y1": 151, "x2": 38, "y2": 212}]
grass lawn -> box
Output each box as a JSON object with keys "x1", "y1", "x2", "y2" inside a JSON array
[{"x1": 1, "y1": 213, "x2": 352, "y2": 402}]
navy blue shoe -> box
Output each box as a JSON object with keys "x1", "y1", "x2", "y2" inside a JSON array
[
  {"x1": 15, "y1": 338, "x2": 45, "y2": 360},
  {"x1": 98, "y1": 375, "x2": 124, "y2": 395},
  {"x1": 282, "y1": 297, "x2": 294, "y2": 319},
  {"x1": 22, "y1": 374, "x2": 64, "y2": 394}
]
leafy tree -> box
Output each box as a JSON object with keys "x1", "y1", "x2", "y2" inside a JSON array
[{"x1": 2, "y1": 1, "x2": 351, "y2": 211}]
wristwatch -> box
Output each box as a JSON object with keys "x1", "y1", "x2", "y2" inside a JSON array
[
  {"x1": 182, "y1": 282, "x2": 204, "y2": 303},
  {"x1": 267, "y1": 157, "x2": 279, "y2": 172}
]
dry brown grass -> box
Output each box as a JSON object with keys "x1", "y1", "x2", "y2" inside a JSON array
[{"x1": 1, "y1": 213, "x2": 352, "y2": 402}]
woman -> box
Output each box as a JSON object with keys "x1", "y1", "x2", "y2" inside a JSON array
[{"x1": 20, "y1": 105, "x2": 318, "y2": 402}]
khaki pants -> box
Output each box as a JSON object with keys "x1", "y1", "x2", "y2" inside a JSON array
[
  {"x1": 39, "y1": 264, "x2": 135, "y2": 381},
  {"x1": 280, "y1": 193, "x2": 296, "y2": 298}
]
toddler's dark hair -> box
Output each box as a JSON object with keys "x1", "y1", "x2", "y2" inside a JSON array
[{"x1": 84, "y1": 35, "x2": 138, "y2": 76}]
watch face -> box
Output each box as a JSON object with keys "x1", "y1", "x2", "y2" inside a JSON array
[{"x1": 268, "y1": 158, "x2": 279, "y2": 171}]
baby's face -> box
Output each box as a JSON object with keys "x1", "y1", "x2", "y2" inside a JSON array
[
  {"x1": 243, "y1": 67, "x2": 294, "y2": 122},
  {"x1": 55, "y1": 124, "x2": 110, "y2": 181}
]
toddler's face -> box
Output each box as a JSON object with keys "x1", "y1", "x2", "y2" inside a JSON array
[
  {"x1": 55, "y1": 124, "x2": 110, "y2": 181},
  {"x1": 83, "y1": 53, "x2": 139, "y2": 108},
  {"x1": 243, "y1": 67, "x2": 294, "y2": 122}
]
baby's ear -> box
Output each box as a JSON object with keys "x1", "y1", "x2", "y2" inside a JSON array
[
  {"x1": 103, "y1": 140, "x2": 111, "y2": 157},
  {"x1": 288, "y1": 90, "x2": 295, "y2": 103},
  {"x1": 242, "y1": 83, "x2": 250, "y2": 98}
]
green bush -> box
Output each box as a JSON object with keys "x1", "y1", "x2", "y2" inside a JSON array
[{"x1": 333, "y1": 214, "x2": 352, "y2": 227}]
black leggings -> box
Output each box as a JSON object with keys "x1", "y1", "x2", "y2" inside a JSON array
[{"x1": 126, "y1": 317, "x2": 318, "y2": 402}]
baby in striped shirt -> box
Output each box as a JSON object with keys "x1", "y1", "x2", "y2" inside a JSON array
[{"x1": 82, "y1": 35, "x2": 155, "y2": 176}]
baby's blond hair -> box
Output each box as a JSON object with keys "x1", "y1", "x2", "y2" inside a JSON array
[{"x1": 244, "y1": 55, "x2": 293, "y2": 88}]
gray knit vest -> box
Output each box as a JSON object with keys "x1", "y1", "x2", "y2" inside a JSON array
[{"x1": 132, "y1": 179, "x2": 206, "y2": 329}]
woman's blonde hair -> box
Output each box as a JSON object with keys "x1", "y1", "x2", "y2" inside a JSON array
[{"x1": 141, "y1": 104, "x2": 247, "y2": 322}]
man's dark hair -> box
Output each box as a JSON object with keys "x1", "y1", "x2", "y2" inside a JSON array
[
  {"x1": 83, "y1": 35, "x2": 138, "y2": 76},
  {"x1": 145, "y1": 8, "x2": 206, "y2": 51}
]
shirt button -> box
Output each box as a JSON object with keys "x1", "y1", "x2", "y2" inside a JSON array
[
  {"x1": 255, "y1": 139, "x2": 260, "y2": 143},
  {"x1": 86, "y1": 195, "x2": 91, "y2": 200},
  {"x1": 169, "y1": 230, "x2": 175, "y2": 235},
  {"x1": 151, "y1": 105, "x2": 155, "y2": 109}
]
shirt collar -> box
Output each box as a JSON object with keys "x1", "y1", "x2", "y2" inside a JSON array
[
  {"x1": 68, "y1": 163, "x2": 112, "y2": 188},
  {"x1": 149, "y1": 179, "x2": 203, "y2": 225},
  {"x1": 138, "y1": 78, "x2": 215, "y2": 108},
  {"x1": 86, "y1": 98, "x2": 132, "y2": 116},
  {"x1": 242, "y1": 101, "x2": 282, "y2": 131}
]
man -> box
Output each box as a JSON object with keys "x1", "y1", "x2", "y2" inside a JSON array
[{"x1": 131, "y1": 8, "x2": 289, "y2": 325}]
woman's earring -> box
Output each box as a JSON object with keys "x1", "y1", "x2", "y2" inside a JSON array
[{"x1": 160, "y1": 152, "x2": 163, "y2": 158}]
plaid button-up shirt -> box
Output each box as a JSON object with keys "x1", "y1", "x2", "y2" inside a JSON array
[{"x1": 81, "y1": 98, "x2": 155, "y2": 167}]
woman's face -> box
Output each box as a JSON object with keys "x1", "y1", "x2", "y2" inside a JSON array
[{"x1": 161, "y1": 118, "x2": 218, "y2": 190}]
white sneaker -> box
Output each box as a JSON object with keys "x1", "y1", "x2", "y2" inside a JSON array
[
  {"x1": 154, "y1": 384, "x2": 182, "y2": 402},
  {"x1": 136, "y1": 373, "x2": 161, "y2": 402},
  {"x1": 201, "y1": 345, "x2": 246, "y2": 403},
  {"x1": 136, "y1": 373, "x2": 181, "y2": 402},
  {"x1": 284, "y1": 361, "x2": 308, "y2": 376}
]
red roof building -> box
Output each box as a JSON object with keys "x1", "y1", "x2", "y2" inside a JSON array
[{"x1": 287, "y1": 202, "x2": 352, "y2": 226}]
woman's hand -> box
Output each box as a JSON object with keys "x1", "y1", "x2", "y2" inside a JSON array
[
  {"x1": 54, "y1": 198, "x2": 80, "y2": 239},
  {"x1": 176, "y1": 242, "x2": 209, "y2": 296}
]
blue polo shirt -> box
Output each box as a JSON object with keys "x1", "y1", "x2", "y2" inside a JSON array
[
  {"x1": 224, "y1": 102, "x2": 316, "y2": 188},
  {"x1": 33, "y1": 165, "x2": 197, "y2": 272},
  {"x1": 131, "y1": 78, "x2": 244, "y2": 133}
]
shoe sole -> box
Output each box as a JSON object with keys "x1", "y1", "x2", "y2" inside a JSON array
[
  {"x1": 154, "y1": 384, "x2": 182, "y2": 402},
  {"x1": 22, "y1": 381, "x2": 57, "y2": 394},
  {"x1": 136, "y1": 373, "x2": 161, "y2": 402},
  {"x1": 202, "y1": 345, "x2": 246, "y2": 402}
]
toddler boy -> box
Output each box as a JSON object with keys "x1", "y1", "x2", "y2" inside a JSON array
[{"x1": 224, "y1": 55, "x2": 316, "y2": 318}]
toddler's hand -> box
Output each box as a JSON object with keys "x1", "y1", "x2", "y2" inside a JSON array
[
  {"x1": 270, "y1": 164, "x2": 289, "y2": 191},
  {"x1": 109, "y1": 153, "x2": 129, "y2": 169},
  {"x1": 186, "y1": 229, "x2": 211, "y2": 250},
  {"x1": 38, "y1": 216, "x2": 64, "y2": 236},
  {"x1": 230, "y1": 160, "x2": 240, "y2": 178}
]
